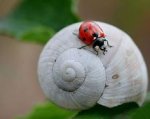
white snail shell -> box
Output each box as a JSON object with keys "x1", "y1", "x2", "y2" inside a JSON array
[{"x1": 38, "y1": 21, "x2": 148, "y2": 110}]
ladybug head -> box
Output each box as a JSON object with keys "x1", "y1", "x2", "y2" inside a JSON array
[{"x1": 92, "y1": 33, "x2": 99, "y2": 39}]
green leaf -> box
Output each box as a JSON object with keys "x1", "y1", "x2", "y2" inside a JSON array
[
  {"x1": 0, "y1": 0, "x2": 79, "y2": 44},
  {"x1": 17, "y1": 102, "x2": 77, "y2": 119},
  {"x1": 73, "y1": 103, "x2": 138, "y2": 119},
  {"x1": 129, "y1": 103, "x2": 150, "y2": 119},
  {"x1": 128, "y1": 93, "x2": 150, "y2": 119},
  {"x1": 74, "y1": 94, "x2": 150, "y2": 119},
  {"x1": 21, "y1": 26, "x2": 55, "y2": 45},
  {"x1": 18, "y1": 94, "x2": 150, "y2": 119}
]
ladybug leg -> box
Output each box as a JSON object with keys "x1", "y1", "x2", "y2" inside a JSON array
[
  {"x1": 100, "y1": 47, "x2": 107, "y2": 55},
  {"x1": 104, "y1": 39, "x2": 113, "y2": 48},
  {"x1": 104, "y1": 47, "x2": 108, "y2": 52},
  {"x1": 93, "y1": 47, "x2": 99, "y2": 55},
  {"x1": 72, "y1": 29, "x2": 78, "y2": 36},
  {"x1": 99, "y1": 47, "x2": 105, "y2": 55},
  {"x1": 73, "y1": 32, "x2": 78, "y2": 36},
  {"x1": 78, "y1": 44, "x2": 90, "y2": 49},
  {"x1": 93, "y1": 40, "x2": 100, "y2": 55},
  {"x1": 103, "y1": 47, "x2": 108, "y2": 54}
]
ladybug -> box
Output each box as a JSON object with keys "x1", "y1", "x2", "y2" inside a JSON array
[{"x1": 78, "y1": 21, "x2": 112, "y2": 55}]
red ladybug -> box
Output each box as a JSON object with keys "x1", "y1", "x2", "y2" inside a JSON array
[{"x1": 78, "y1": 21, "x2": 112, "y2": 55}]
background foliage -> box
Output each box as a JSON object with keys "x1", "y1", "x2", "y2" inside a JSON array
[{"x1": 0, "y1": 0, "x2": 79, "y2": 44}]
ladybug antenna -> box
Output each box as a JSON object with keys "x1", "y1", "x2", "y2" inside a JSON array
[
  {"x1": 102, "y1": 38, "x2": 113, "y2": 48},
  {"x1": 73, "y1": 32, "x2": 78, "y2": 36},
  {"x1": 73, "y1": 29, "x2": 78, "y2": 36}
]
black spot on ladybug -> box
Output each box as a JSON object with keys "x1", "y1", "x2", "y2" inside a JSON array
[
  {"x1": 82, "y1": 37, "x2": 86, "y2": 41},
  {"x1": 84, "y1": 28, "x2": 88, "y2": 32},
  {"x1": 92, "y1": 32, "x2": 98, "y2": 37}
]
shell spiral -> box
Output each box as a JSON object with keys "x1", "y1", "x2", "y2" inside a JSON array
[{"x1": 38, "y1": 21, "x2": 148, "y2": 110}]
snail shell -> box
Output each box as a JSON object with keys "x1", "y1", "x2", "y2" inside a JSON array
[{"x1": 38, "y1": 21, "x2": 148, "y2": 110}]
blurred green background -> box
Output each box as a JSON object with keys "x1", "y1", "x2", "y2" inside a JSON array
[{"x1": 0, "y1": 0, "x2": 150, "y2": 119}]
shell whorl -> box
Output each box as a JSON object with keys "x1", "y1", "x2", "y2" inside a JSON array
[
  {"x1": 52, "y1": 48, "x2": 106, "y2": 109},
  {"x1": 39, "y1": 48, "x2": 106, "y2": 109},
  {"x1": 53, "y1": 50, "x2": 86, "y2": 92},
  {"x1": 53, "y1": 48, "x2": 105, "y2": 92},
  {"x1": 38, "y1": 21, "x2": 148, "y2": 110}
]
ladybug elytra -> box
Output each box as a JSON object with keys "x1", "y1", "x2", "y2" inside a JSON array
[{"x1": 78, "y1": 21, "x2": 112, "y2": 55}]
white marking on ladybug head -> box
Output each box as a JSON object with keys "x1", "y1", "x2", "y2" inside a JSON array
[{"x1": 95, "y1": 46, "x2": 100, "y2": 51}]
